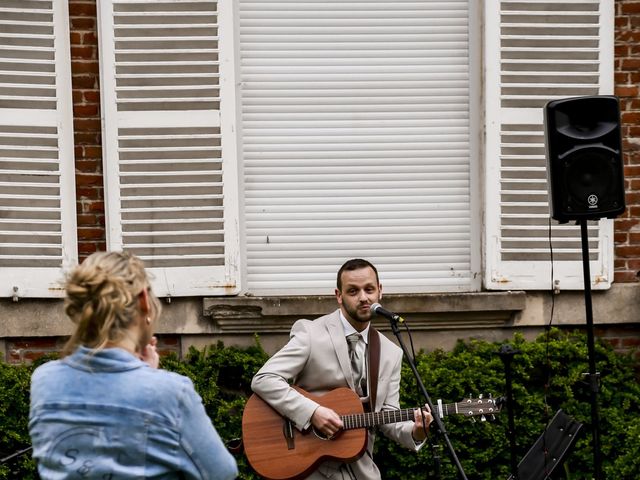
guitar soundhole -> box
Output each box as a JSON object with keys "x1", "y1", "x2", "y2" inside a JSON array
[{"x1": 312, "y1": 427, "x2": 341, "y2": 441}]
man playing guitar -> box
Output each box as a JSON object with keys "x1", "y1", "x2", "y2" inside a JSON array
[{"x1": 251, "y1": 258, "x2": 433, "y2": 479}]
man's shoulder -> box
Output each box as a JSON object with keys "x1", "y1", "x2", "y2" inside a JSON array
[
  {"x1": 289, "y1": 310, "x2": 340, "y2": 340},
  {"x1": 292, "y1": 309, "x2": 340, "y2": 330},
  {"x1": 314, "y1": 309, "x2": 341, "y2": 324}
]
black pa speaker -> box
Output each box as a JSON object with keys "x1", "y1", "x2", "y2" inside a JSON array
[{"x1": 544, "y1": 95, "x2": 625, "y2": 223}]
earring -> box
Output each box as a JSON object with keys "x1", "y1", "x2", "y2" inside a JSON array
[{"x1": 145, "y1": 316, "x2": 151, "y2": 325}]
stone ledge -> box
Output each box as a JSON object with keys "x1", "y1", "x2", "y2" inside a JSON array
[{"x1": 203, "y1": 291, "x2": 527, "y2": 333}]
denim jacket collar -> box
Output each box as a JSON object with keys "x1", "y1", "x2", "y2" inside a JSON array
[{"x1": 63, "y1": 346, "x2": 146, "y2": 373}]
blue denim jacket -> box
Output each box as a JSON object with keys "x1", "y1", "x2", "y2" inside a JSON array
[{"x1": 29, "y1": 347, "x2": 238, "y2": 480}]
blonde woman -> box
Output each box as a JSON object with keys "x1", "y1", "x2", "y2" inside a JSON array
[{"x1": 28, "y1": 251, "x2": 238, "y2": 480}]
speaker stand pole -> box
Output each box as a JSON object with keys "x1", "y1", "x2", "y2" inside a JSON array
[{"x1": 578, "y1": 219, "x2": 602, "y2": 480}]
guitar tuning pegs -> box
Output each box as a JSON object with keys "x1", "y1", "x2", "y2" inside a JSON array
[{"x1": 481, "y1": 415, "x2": 487, "y2": 422}]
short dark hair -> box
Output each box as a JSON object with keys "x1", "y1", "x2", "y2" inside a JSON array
[{"x1": 336, "y1": 258, "x2": 379, "y2": 290}]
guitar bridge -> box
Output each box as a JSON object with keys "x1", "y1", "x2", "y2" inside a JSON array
[{"x1": 283, "y1": 419, "x2": 295, "y2": 450}]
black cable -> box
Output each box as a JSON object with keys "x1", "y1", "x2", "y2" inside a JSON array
[
  {"x1": 545, "y1": 217, "x2": 556, "y2": 413},
  {"x1": 540, "y1": 216, "x2": 558, "y2": 478}
]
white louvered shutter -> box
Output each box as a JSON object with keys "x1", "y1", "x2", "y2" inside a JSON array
[
  {"x1": 98, "y1": 0, "x2": 240, "y2": 297},
  {"x1": 0, "y1": 1, "x2": 77, "y2": 298},
  {"x1": 484, "y1": 0, "x2": 615, "y2": 290},
  {"x1": 240, "y1": 0, "x2": 479, "y2": 294}
]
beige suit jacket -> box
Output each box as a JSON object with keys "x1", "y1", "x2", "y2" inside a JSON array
[{"x1": 251, "y1": 309, "x2": 422, "y2": 480}]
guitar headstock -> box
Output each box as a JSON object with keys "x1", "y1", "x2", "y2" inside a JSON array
[{"x1": 454, "y1": 394, "x2": 503, "y2": 422}]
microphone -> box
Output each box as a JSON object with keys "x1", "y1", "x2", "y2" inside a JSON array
[{"x1": 370, "y1": 303, "x2": 404, "y2": 323}]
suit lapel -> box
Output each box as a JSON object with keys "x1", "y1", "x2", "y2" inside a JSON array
[{"x1": 326, "y1": 310, "x2": 354, "y2": 390}]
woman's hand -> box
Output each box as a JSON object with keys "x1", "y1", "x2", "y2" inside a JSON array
[{"x1": 140, "y1": 336, "x2": 159, "y2": 369}]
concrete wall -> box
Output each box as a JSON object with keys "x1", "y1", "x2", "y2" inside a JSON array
[{"x1": 3, "y1": 283, "x2": 639, "y2": 362}]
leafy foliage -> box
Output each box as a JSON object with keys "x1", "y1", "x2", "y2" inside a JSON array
[
  {"x1": 375, "y1": 329, "x2": 640, "y2": 479},
  {"x1": 0, "y1": 360, "x2": 40, "y2": 479},
  {"x1": 1, "y1": 330, "x2": 638, "y2": 479},
  {"x1": 159, "y1": 338, "x2": 268, "y2": 479}
]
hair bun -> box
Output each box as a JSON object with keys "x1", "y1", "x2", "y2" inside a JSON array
[{"x1": 62, "y1": 251, "x2": 160, "y2": 355}]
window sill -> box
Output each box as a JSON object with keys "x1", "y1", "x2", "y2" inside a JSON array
[{"x1": 203, "y1": 291, "x2": 526, "y2": 334}]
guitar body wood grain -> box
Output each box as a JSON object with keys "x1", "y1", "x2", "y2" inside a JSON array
[{"x1": 242, "y1": 387, "x2": 367, "y2": 480}]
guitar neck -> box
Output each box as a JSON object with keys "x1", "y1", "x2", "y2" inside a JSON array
[{"x1": 341, "y1": 402, "x2": 461, "y2": 430}]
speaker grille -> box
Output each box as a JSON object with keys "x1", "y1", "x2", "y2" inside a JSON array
[{"x1": 562, "y1": 146, "x2": 620, "y2": 212}]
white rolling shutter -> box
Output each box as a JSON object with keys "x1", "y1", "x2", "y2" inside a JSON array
[
  {"x1": 98, "y1": 0, "x2": 240, "y2": 297},
  {"x1": 240, "y1": 0, "x2": 479, "y2": 294},
  {"x1": 0, "y1": 1, "x2": 77, "y2": 298},
  {"x1": 484, "y1": 0, "x2": 614, "y2": 290}
]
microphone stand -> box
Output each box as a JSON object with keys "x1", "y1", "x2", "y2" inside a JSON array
[
  {"x1": 430, "y1": 427, "x2": 443, "y2": 479},
  {"x1": 0, "y1": 446, "x2": 32, "y2": 465},
  {"x1": 387, "y1": 317, "x2": 468, "y2": 480}
]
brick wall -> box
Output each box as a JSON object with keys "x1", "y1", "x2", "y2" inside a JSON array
[
  {"x1": 597, "y1": 325, "x2": 640, "y2": 362},
  {"x1": 6, "y1": 335, "x2": 181, "y2": 364},
  {"x1": 69, "y1": 1, "x2": 106, "y2": 260},
  {"x1": 615, "y1": 0, "x2": 640, "y2": 282}
]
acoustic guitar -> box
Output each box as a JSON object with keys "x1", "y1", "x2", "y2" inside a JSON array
[{"x1": 242, "y1": 386, "x2": 500, "y2": 480}]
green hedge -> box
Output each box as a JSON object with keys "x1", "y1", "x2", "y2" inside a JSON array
[
  {"x1": 0, "y1": 360, "x2": 36, "y2": 479},
  {"x1": 375, "y1": 329, "x2": 640, "y2": 479},
  {"x1": 1, "y1": 329, "x2": 639, "y2": 479}
]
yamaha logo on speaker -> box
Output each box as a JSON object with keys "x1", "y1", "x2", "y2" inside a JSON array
[{"x1": 587, "y1": 194, "x2": 598, "y2": 208}]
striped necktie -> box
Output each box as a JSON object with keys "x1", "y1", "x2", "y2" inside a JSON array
[{"x1": 346, "y1": 333, "x2": 366, "y2": 396}]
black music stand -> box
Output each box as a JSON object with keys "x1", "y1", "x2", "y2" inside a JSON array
[{"x1": 507, "y1": 409, "x2": 582, "y2": 480}]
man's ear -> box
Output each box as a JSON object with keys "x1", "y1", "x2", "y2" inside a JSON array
[
  {"x1": 335, "y1": 288, "x2": 342, "y2": 305},
  {"x1": 139, "y1": 288, "x2": 151, "y2": 314},
  {"x1": 378, "y1": 284, "x2": 383, "y2": 300}
]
